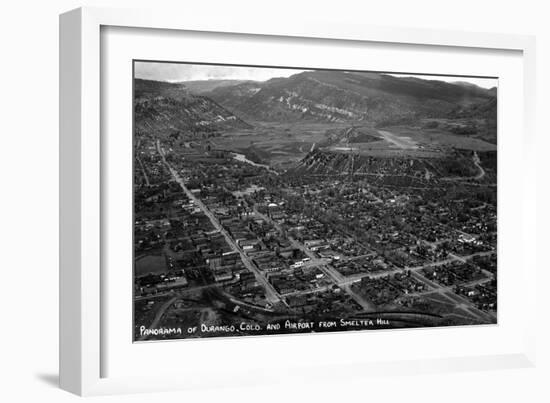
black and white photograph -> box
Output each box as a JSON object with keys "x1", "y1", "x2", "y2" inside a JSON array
[{"x1": 133, "y1": 61, "x2": 498, "y2": 341}]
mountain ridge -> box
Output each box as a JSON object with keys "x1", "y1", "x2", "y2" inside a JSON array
[
  {"x1": 203, "y1": 70, "x2": 496, "y2": 124},
  {"x1": 134, "y1": 79, "x2": 251, "y2": 137}
]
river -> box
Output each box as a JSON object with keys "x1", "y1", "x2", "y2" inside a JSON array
[{"x1": 231, "y1": 152, "x2": 279, "y2": 175}]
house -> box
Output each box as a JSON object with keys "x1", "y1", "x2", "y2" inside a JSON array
[
  {"x1": 304, "y1": 239, "x2": 323, "y2": 248},
  {"x1": 213, "y1": 269, "x2": 233, "y2": 282}
]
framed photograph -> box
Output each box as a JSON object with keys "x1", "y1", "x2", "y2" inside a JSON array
[{"x1": 60, "y1": 7, "x2": 537, "y2": 396}]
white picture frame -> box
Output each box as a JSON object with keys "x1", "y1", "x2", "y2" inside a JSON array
[{"x1": 60, "y1": 6, "x2": 537, "y2": 396}]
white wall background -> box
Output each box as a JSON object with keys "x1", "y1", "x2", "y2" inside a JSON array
[{"x1": 0, "y1": 0, "x2": 547, "y2": 401}]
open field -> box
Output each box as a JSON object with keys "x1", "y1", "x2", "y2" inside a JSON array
[
  {"x1": 207, "y1": 119, "x2": 497, "y2": 170},
  {"x1": 208, "y1": 120, "x2": 346, "y2": 168},
  {"x1": 382, "y1": 124, "x2": 497, "y2": 152},
  {"x1": 135, "y1": 254, "x2": 167, "y2": 276}
]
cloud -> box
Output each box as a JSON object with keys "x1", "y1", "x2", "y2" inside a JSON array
[
  {"x1": 134, "y1": 62, "x2": 305, "y2": 82},
  {"x1": 134, "y1": 61, "x2": 497, "y2": 89}
]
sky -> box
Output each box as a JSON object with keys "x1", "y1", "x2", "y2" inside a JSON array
[
  {"x1": 134, "y1": 62, "x2": 303, "y2": 83},
  {"x1": 134, "y1": 61, "x2": 497, "y2": 89},
  {"x1": 388, "y1": 73, "x2": 497, "y2": 90}
]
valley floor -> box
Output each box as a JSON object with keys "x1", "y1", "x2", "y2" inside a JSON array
[{"x1": 132, "y1": 120, "x2": 497, "y2": 341}]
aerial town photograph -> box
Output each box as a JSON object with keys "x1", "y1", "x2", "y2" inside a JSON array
[{"x1": 132, "y1": 61, "x2": 497, "y2": 341}]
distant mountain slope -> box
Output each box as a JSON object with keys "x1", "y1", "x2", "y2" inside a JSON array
[
  {"x1": 179, "y1": 79, "x2": 258, "y2": 94},
  {"x1": 205, "y1": 71, "x2": 496, "y2": 124},
  {"x1": 134, "y1": 79, "x2": 250, "y2": 137},
  {"x1": 448, "y1": 97, "x2": 497, "y2": 120},
  {"x1": 203, "y1": 81, "x2": 264, "y2": 111}
]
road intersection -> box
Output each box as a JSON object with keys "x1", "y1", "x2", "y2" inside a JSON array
[{"x1": 155, "y1": 139, "x2": 496, "y2": 325}]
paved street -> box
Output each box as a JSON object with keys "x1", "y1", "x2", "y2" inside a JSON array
[
  {"x1": 253, "y1": 206, "x2": 376, "y2": 311},
  {"x1": 154, "y1": 138, "x2": 496, "y2": 323},
  {"x1": 157, "y1": 140, "x2": 282, "y2": 305}
]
